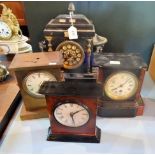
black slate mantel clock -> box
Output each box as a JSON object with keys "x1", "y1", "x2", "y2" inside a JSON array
[{"x1": 94, "y1": 52, "x2": 147, "y2": 117}]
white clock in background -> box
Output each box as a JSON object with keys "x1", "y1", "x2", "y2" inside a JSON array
[
  {"x1": 0, "y1": 21, "x2": 12, "y2": 40},
  {"x1": 22, "y1": 71, "x2": 57, "y2": 98}
]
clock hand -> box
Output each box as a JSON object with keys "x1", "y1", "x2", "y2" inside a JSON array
[
  {"x1": 72, "y1": 109, "x2": 85, "y2": 116},
  {"x1": 112, "y1": 78, "x2": 131, "y2": 91},
  {"x1": 70, "y1": 112, "x2": 75, "y2": 126}
]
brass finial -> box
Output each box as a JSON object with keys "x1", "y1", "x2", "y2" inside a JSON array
[{"x1": 68, "y1": 2, "x2": 75, "y2": 14}]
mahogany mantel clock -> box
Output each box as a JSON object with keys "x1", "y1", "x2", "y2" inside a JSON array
[
  {"x1": 9, "y1": 52, "x2": 63, "y2": 120},
  {"x1": 94, "y1": 53, "x2": 147, "y2": 117},
  {"x1": 39, "y1": 81, "x2": 102, "y2": 143}
]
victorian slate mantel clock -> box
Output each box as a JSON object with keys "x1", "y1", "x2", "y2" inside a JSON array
[
  {"x1": 9, "y1": 52, "x2": 63, "y2": 120},
  {"x1": 39, "y1": 81, "x2": 102, "y2": 143},
  {"x1": 94, "y1": 53, "x2": 147, "y2": 117},
  {"x1": 42, "y1": 3, "x2": 95, "y2": 73}
]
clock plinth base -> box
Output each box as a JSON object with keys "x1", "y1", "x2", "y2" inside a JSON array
[
  {"x1": 47, "y1": 127, "x2": 101, "y2": 143},
  {"x1": 20, "y1": 105, "x2": 48, "y2": 120},
  {"x1": 97, "y1": 99, "x2": 138, "y2": 117}
]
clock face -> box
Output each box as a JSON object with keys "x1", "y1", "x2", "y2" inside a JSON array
[
  {"x1": 104, "y1": 71, "x2": 139, "y2": 100},
  {"x1": 56, "y1": 41, "x2": 85, "y2": 69},
  {"x1": 54, "y1": 102, "x2": 90, "y2": 127},
  {"x1": 0, "y1": 21, "x2": 12, "y2": 39},
  {"x1": 23, "y1": 71, "x2": 57, "y2": 98}
]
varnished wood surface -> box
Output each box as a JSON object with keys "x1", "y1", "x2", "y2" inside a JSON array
[
  {"x1": 46, "y1": 96, "x2": 97, "y2": 136},
  {"x1": 9, "y1": 52, "x2": 63, "y2": 112},
  {"x1": 9, "y1": 52, "x2": 63, "y2": 71},
  {"x1": 20, "y1": 105, "x2": 48, "y2": 120},
  {"x1": 0, "y1": 54, "x2": 21, "y2": 138},
  {"x1": 0, "y1": 74, "x2": 19, "y2": 121}
]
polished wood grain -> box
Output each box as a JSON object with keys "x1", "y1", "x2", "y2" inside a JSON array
[
  {"x1": 20, "y1": 104, "x2": 48, "y2": 120},
  {"x1": 0, "y1": 54, "x2": 21, "y2": 138},
  {"x1": 9, "y1": 52, "x2": 63, "y2": 71},
  {"x1": 0, "y1": 74, "x2": 19, "y2": 121},
  {"x1": 46, "y1": 96, "x2": 97, "y2": 136},
  {"x1": 0, "y1": 54, "x2": 19, "y2": 121}
]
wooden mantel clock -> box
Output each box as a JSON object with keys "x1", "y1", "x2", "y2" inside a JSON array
[
  {"x1": 9, "y1": 52, "x2": 63, "y2": 120},
  {"x1": 94, "y1": 53, "x2": 147, "y2": 117},
  {"x1": 39, "y1": 81, "x2": 102, "y2": 143}
]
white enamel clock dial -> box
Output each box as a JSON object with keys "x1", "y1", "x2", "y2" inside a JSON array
[
  {"x1": 23, "y1": 71, "x2": 57, "y2": 98},
  {"x1": 0, "y1": 21, "x2": 12, "y2": 40},
  {"x1": 54, "y1": 103, "x2": 90, "y2": 127},
  {"x1": 104, "y1": 71, "x2": 139, "y2": 100}
]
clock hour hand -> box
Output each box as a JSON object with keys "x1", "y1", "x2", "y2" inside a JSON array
[{"x1": 70, "y1": 112, "x2": 75, "y2": 125}]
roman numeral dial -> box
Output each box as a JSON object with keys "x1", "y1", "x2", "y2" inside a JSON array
[
  {"x1": 54, "y1": 103, "x2": 90, "y2": 127},
  {"x1": 23, "y1": 71, "x2": 57, "y2": 98}
]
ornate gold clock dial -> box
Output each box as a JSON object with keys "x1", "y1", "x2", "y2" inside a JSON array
[
  {"x1": 23, "y1": 71, "x2": 57, "y2": 98},
  {"x1": 104, "y1": 71, "x2": 139, "y2": 100},
  {"x1": 54, "y1": 103, "x2": 90, "y2": 127},
  {"x1": 56, "y1": 41, "x2": 85, "y2": 69},
  {"x1": 0, "y1": 21, "x2": 12, "y2": 40}
]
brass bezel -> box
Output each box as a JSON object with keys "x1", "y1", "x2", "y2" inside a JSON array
[{"x1": 104, "y1": 71, "x2": 139, "y2": 101}]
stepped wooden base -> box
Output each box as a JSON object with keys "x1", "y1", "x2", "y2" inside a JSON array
[
  {"x1": 47, "y1": 127, "x2": 101, "y2": 143},
  {"x1": 20, "y1": 105, "x2": 48, "y2": 120}
]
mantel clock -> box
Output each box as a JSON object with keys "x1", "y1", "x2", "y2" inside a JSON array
[
  {"x1": 94, "y1": 53, "x2": 147, "y2": 117},
  {"x1": 41, "y1": 3, "x2": 107, "y2": 73},
  {"x1": 39, "y1": 81, "x2": 102, "y2": 143},
  {"x1": 9, "y1": 52, "x2": 63, "y2": 120},
  {"x1": 0, "y1": 3, "x2": 32, "y2": 54}
]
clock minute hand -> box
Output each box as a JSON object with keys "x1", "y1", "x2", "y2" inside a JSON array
[
  {"x1": 121, "y1": 78, "x2": 131, "y2": 86},
  {"x1": 72, "y1": 109, "x2": 85, "y2": 116},
  {"x1": 112, "y1": 78, "x2": 131, "y2": 91}
]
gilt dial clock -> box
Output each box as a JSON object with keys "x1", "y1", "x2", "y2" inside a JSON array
[
  {"x1": 56, "y1": 41, "x2": 85, "y2": 69},
  {"x1": 94, "y1": 53, "x2": 147, "y2": 117},
  {"x1": 104, "y1": 71, "x2": 139, "y2": 101},
  {"x1": 42, "y1": 3, "x2": 97, "y2": 73}
]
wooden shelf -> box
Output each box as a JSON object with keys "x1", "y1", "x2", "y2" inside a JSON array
[{"x1": 0, "y1": 54, "x2": 21, "y2": 138}]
